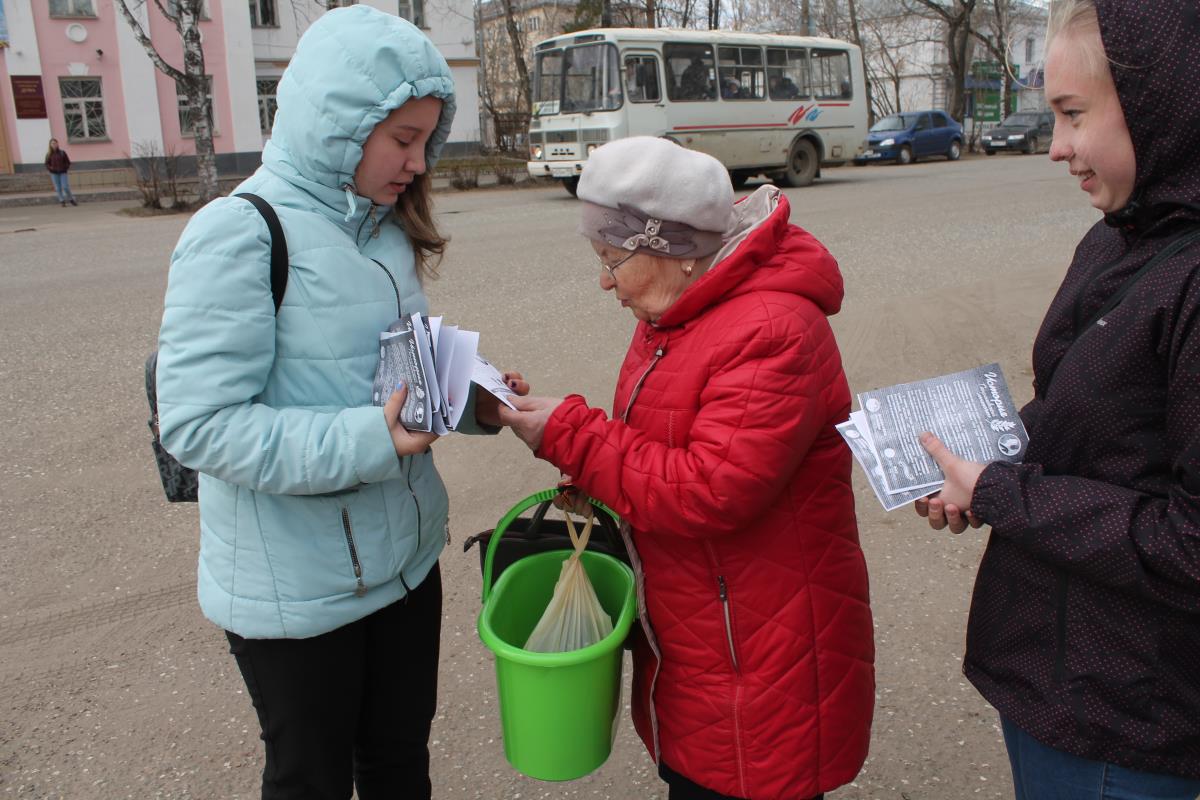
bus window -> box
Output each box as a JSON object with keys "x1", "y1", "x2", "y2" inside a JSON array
[
  {"x1": 811, "y1": 49, "x2": 852, "y2": 100},
  {"x1": 718, "y1": 46, "x2": 765, "y2": 100},
  {"x1": 624, "y1": 55, "x2": 661, "y2": 103},
  {"x1": 766, "y1": 47, "x2": 809, "y2": 100},
  {"x1": 664, "y1": 43, "x2": 716, "y2": 102},
  {"x1": 562, "y1": 43, "x2": 622, "y2": 113},
  {"x1": 534, "y1": 49, "x2": 563, "y2": 115}
]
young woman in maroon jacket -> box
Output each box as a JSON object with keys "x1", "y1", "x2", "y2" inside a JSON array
[
  {"x1": 917, "y1": 1, "x2": 1200, "y2": 797},
  {"x1": 500, "y1": 136, "x2": 874, "y2": 800},
  {"x1": 44, "y1": 138, "x2": 77, "y2": 207}
]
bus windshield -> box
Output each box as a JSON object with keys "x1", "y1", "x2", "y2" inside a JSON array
[{"x1": 534, "y1": 42, "x2": 621, "y2": 115}]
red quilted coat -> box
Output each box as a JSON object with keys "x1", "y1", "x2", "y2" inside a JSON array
[{"x1": 538, "y1": 187, "x2": 875, "y2": 799}]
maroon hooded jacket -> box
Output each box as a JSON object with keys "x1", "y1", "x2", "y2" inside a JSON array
[
  {"x1": 538, "y1": 188, "x2": 874, "y2": 799},
  {"x1": 968, "y1": 0, "x2": 1200, "y2": 779}
]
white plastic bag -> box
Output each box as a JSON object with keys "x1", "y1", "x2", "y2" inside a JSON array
[{"x1": 523, "y1": 510, "x2": 615, "y2": 653}]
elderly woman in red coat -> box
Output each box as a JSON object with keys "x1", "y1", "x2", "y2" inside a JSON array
[{"x1": 500, "y1": 136, "x2": 874, "y2": 800}]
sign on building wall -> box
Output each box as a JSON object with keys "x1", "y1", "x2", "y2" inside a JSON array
[{"x1": 12, "y1": 77, "x2": 49, "y2": 119}]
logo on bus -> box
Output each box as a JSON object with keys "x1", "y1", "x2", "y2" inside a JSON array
[{"x1": 788, "y1": 104, "x2": 823, "y2": 125}]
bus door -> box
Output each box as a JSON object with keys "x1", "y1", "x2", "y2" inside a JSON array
[{"x1": 620, "y1": 50, "x2": 667, "y2": 138}]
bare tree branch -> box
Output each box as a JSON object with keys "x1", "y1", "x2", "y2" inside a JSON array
[{"x1": 116, "y1": 0, "x2": 186, "y2": 82}]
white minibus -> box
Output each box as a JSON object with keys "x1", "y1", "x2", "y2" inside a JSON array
[{"x1": 525, "y1": 28, "x2": 869, "y2": 195}]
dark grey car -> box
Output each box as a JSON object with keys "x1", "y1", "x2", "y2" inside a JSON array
[{"x1": 981, "y1": 111, "x2": 1054, "y2": 155}]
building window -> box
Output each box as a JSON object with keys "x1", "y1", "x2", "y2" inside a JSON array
[
  {"x1": 60, "y1": 77, "x2": 107, "y2": 141},
  {"x1": 49, "y1": 0, "x2": 96, "y2": 17},
  {"x1": 810, "y1": 48, "x2": 852, "y2": 99},
  {"x1": 717, "y1": 45, "x2": 765, "y2": 100},
  {"x1": 257, "y1": 77, "x2": 279, "y2": 134},
  {"x1": 1025, "y1": 36, "x2": 1035, "y2": 63},
  {"x1": 177, "y1": 76, "x2": 215, "y2": 136},
  {"x1": 249, "y1": 0, "x2": 277, "y2": 27},
  {"x1": 167, "y1": 0, "x2": 211, "y2": 19},
  {"x1": 397, "y1": 0, "x2": 425, "y2": 28}
]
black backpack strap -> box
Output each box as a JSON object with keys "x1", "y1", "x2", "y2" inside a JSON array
[
  {"x1": 234, "y1": 192, "x2": 288, "y2": 314},
  {"x1": 1081, "y1": 227, "x2": 1200, "y2": 332}
]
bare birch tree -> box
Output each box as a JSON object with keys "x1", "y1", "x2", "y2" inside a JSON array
[
  {"x1": 972, "y1": 0, "x2": 1043, "y2": 116},
  {"x1": 116, "y1": 0, "x2": 218, "y2": 204},
  {"x1": 903, "y1": 0, "x2": 977, "y2": 121}
]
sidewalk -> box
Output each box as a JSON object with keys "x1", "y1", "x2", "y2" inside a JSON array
[{"x1": 0, "y1": 169, "x2": 539, "y2": 209}]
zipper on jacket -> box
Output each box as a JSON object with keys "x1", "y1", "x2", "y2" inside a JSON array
[
  {"x1": 1051, "y1": 570, "x2": 1068, "y2": 683},
  {"x1": 621, "y1": 346, "x2": 665, "y2": 423},
  {"x1": 717, "y1": 575, "x2": 741, "y2": 674},
  {"x1": 367, "y1": 205, "x2": 380, "y2": 239},
  {"x1": 341, "y1": 507, "x2": 368, "y2": 597},
  {"x1": 405, "y1": 457, "x2": 423, "y2": 557},
  {"x1": 372, "y1": 258, "x2": 403, "y2": 317}
]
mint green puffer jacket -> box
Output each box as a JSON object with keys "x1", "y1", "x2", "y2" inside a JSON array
[{"x1": 156, "y1": 5, "x2": 473, "y2": 638}]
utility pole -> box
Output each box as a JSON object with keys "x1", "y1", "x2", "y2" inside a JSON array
[
  {"x1": 602, "y1": 0, "x2": 612, "y2": 26},
  {"x1": 801, "y1": 0, "x2": 810, "y2": 34}
]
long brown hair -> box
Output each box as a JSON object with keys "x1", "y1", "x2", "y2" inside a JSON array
[
  {"x1": 45, "y1": 138, "x2": 61, "y2": 159},
  {"x1": 395, "y1": 171, "x2": 447, "y2": 282}
]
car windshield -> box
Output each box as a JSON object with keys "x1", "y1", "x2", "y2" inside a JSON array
[
  {"x1": 1001, "y1": 112, "x2": 1040, "y2": 127},
  {"x1": 870, "y1": 113, "x2": 921, "y2": 132},
  {"x1": 533, "y1": 42, "x2": 621, "y2": 115}
]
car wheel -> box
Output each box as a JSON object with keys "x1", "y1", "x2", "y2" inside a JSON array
[
  {"x1": 563, "y1": 176, "x2": 580, "y2": 197},
  {"x1": 947, "y1": 140, "x2": 962, "y2": 161},
  {"x1": 729, "y1": 170, "x2": 750, "y2": 189},
  {"x1": 986, "y1": 150, "x2": 996, "y2": 156},
  {"x1": 897, "y1": 145, "x2": 914, "y2": 165},
  {"x1": 1024, "y1": 136, "x2": 1038, "y2": 155},
  {"x1": 780, "y1": 138, "x2": 819, "y2": 187}
]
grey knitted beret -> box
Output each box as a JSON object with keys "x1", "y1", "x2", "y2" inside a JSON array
[{"x1": 577, "y1": 136, "x2": 734, "y2": 259}]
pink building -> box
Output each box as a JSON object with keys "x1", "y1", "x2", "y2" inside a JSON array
[{"x1": 0, "y1": 0, "x2": 481, "y2": 176}]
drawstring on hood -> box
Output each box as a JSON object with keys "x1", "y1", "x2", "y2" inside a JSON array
[{"x1": 344, "y1": 185, "x2": 358, "y2": 222}]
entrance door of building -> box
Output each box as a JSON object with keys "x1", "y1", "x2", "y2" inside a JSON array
[{"x1": 0, "y1": 107, "x2": 13, "y2": 174}]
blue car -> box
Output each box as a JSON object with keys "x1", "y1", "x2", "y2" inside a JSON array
[{"x1": 854, "y1": 110, "x2": 963, "y2": 165}]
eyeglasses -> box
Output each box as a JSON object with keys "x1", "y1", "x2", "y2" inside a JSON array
[{"x1": 598, "y1": 250, "x2": 638, "y2": 279}]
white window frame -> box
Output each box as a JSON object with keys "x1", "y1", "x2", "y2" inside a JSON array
[
  {"x1": 59, "y1": 77, "x2": 108, "y2": 142},
  {"x1": 397, "y1": 0, "x2": 425, "y2": 28},
  {"x1": 176, "y1": 76, "x2": 217, "y2": 137},
  {"x1": 256, "y1": 77, "x2": 279, "y2": 134},
  {"x1": 249, "y1": 0, "x2": 278, "y2": 27},
  {"x1": 49, "y1": 0, "x2": 96, "y2": 18}
]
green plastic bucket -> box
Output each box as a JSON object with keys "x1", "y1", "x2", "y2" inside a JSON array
[{"x1": 477, "y1": 489, "x2": 637, "y2": 781}]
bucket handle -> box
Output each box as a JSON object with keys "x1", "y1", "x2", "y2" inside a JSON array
[{"x1": 481, "y1": 488, "x2": 619, "y2": 604}]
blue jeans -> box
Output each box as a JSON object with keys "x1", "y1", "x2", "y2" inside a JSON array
[
  {"x1": 49, "y1": 172, "x2": 74, "y2": 202},
  {"x1": 1002, "y1": 718, "x2": 1200, "y2": 800}
]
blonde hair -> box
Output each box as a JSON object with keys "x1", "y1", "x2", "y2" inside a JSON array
[{"x1": 1047, "y1": 0, "x2": 1107, "y2": 77}]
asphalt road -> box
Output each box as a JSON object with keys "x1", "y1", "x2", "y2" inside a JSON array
[{"x1": 0, "y1": 152, "x2": 1100, "y2": 800}]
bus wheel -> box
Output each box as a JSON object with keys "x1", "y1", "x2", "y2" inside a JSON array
[
  {"x1": 782, "y1": 139, "x2": 819, "y2": 187},
  {"x1": 563, "y1": 177, "x2": 580, "y2": 197},
  {"x1": 729, "y1": 170, "x2": 751, "y2": 189}
]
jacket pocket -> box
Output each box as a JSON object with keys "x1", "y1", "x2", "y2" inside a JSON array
[
  {"x1": 340, "y1": 507, "x2": 368, "y2": 597},
  {"x1": 717, "y1": 575, "x2": 742, "y2": 674}
]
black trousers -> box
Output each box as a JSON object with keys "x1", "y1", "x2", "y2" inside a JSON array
[
  {"x1": 661, "y1": 761, "x2": 825, "y2": 800},
  {"x1": 226, "y1": 565, "x2": 442, "y2": 800}
]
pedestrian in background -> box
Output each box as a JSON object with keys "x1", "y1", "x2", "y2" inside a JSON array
[
  {"x1": 154, "y1": 6, "x2": 524, "y2": 799},
  {"x1": 44, "y1": 138, "x2": 77, "y2": 207},
  {"x1": 915, "y1": 1, "x2": 1200, "y2": 797},
  {"x1": 501, "y1": 137, "x2": 874, "y2": 800}
]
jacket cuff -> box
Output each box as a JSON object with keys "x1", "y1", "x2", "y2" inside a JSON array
[
  {"x1": 535, "y1": 395, "x2": 589, "y2": 465},
  {"x1": 343, "y1": 406, "x2": 403, "y2": 484},
  {"x1": 971, "y1": 460, "x2": 1022, "y2": 534}
]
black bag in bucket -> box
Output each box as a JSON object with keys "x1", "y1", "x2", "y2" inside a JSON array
[{"x1": 463, "y1": 494, "x2": 630, "y2": 585}]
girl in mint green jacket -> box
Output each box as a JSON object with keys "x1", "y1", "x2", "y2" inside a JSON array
[{"x1": 154, "y1": 7, "x2": 519, "y2": 797}]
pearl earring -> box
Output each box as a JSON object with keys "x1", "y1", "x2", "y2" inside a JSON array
[{"x1": 682, "y1": 260, "x2": 694, "y2": 276}]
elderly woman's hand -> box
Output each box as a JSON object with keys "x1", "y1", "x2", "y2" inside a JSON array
[
  {"x1": 475, "y1": 371, "x2": 530, "y2": 428},
  {"x1": 497, "y1": 396, "x2": 564, "y2": 451},
  {"x1": 913, "y1": 432, "x2": 987, "y2": 534}
]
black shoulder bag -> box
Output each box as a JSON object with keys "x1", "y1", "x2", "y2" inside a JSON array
[{"x1": 145, "y1": 193, "x2": 289, "y2": 502}]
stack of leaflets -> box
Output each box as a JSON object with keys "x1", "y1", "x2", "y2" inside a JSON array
[
  {"x1": 371, "y1": 314, "x2": 518, "y2": 434},
  {"x1": 837, "y1": 363, "x2": 1029, "y2": 511}
]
